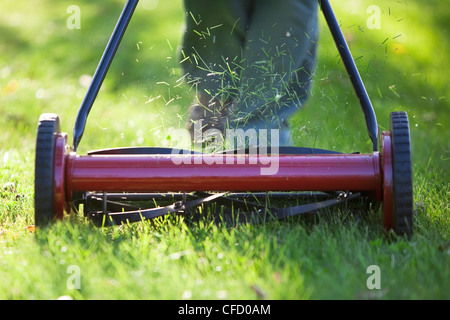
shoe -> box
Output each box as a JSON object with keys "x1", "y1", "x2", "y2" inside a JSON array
[{"x1": 187, "y1": 94, "x2": 235, "y2": 143}]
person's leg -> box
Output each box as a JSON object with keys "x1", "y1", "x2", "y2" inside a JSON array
[
  {"x1": 233, "y1": 0, "x2": 319, "y2": 145},
  {"x1": 180, "y1": 0, "x2": 318, "y2": 146},
  {"x1": 180, "y1": 0, "x2": 254, "y2": 141},
  {"x1": 181, "y1": 0, "x2": 257, "y2": 100}
]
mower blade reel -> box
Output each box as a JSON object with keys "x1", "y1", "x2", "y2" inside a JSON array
[
  {"x1": 215, "y1": 192, "x2": 361, "y2": 225},
  {"x1": 272, "y1": 192, "x2": 361, "y2": 219},
  {"x1": 105, "y1": 192, "x2": 227, "y2": 224}
]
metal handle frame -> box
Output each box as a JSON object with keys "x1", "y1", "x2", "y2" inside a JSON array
[
  {"x1": 319, "y1": 0, "x2": 378, "y2": 151},
  {"x1": 72, "y1": 0, "x2": 139, "y2": 151}
]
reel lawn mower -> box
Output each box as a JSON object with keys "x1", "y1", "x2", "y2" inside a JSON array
[{"x1": 34, "y1": 0, "x2": 414, "y2": 236}]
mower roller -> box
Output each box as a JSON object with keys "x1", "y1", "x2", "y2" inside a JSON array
[{"x1": 34, "y1": 0, "x2": 414, "y2": 236}]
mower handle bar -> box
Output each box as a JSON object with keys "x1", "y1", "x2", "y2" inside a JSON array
[
  {"x1": 319, "y1": 0, "x2": 378, "y2": 151},
  {"x1": 72, "y1": 0, "x2": 139, "y2": 151}
]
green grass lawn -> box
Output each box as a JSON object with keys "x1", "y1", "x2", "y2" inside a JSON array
[{"x1": 0, "y1": 0, "x2": 449, "y2": 300}]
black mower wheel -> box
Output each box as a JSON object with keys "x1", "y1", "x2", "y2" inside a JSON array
[
  {"x1": 390, "y1": 111, "x2": 414, "y2": 237},
  {"x1": 34, "y1": 113, "x2": 61, "y2": 227}
]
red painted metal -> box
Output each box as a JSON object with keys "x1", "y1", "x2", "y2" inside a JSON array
[
  {"x1": 64, "y1": 151, "x2": 382, "y2": 197},
  {"x1": 53, "y1": 133, "x2": 67, "y2": 219},
  {"x1": 382, "y1": 131, "x2": 394, "y2": 231}
]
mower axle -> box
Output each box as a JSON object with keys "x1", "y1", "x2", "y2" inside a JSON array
[{"x1": 64, "y1": 152, "x2": 382, "y2": 197}]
